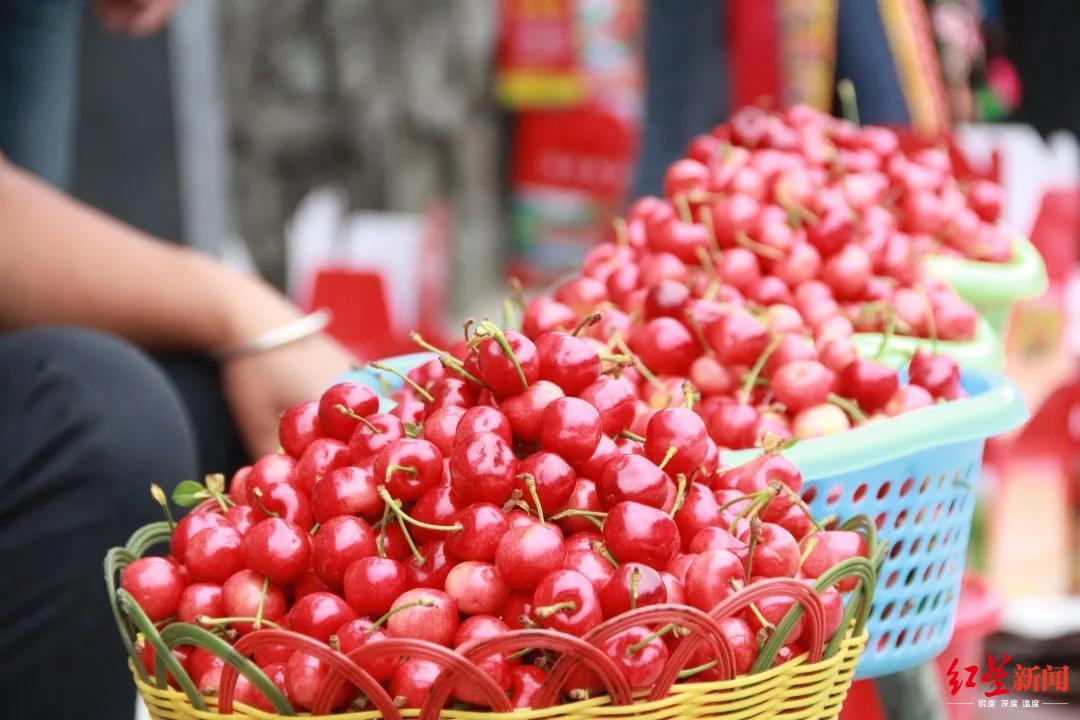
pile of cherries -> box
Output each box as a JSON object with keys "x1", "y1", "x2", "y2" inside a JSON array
[{"x1": 117, "y1": 315, "x2": 898, "y2": 713}]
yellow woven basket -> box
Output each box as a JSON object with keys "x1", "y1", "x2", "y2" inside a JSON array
[{"x1": 109, "y1": 519, "x2": 881, "y2": 720}]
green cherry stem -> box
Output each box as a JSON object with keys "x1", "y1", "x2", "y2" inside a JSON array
[
  {"x1": 377, "y1": 486, "x2": 463, "y2": 533},
  {"x1": 678, "y1": 659, "x2": 719, "y2": 680},
  {"x1": 150, "y1": 484, "x2": 176, "y2": 530},
  {"x1": 197, "y1": 615, "x2": 283, "y2": 631},
  {"x1": 368, "y1": 362, "x2": 434, "y2": 403},
  {"x1": 619, "y1": 429, "x2": 646, "y2": 443},
  {"x1": 669, "y1": 473, "x2": 688, "y2": 518},
  {"x1": 518, "y1": 474, "x2": 546, "y2": 525},
  {"x1": 534, "y1": 600, "x2": 576, "y2": 619},
  {"x1": 739, "y1": 334, "x2": 783, "y2": 404},
  {"x1": 734, "y1": 230, "x2": 784, "y2": 261},
  {"x1": 253, "y1": 577, "x2": 270, "y2": 630},
  {"x1": 657, "y1": 446, "x2": 679, "y2": 472},
  {"x1": 251, "y1": 488, "x2": 280, "y2": 518},
  {"x1": 368, "y1": 598, "x2": 435, "y2": 632},
  {"x1": 628, "y1": 566, "x2": 641, "y2": 611},
  {"x1": 481, "y1": 320, "x2": 528, "y2": 391},
  {"x1": 335, "y1": 404, "x2": 382, "y2": 433},
  {"x1": 626, "y1": 623, "x2": 679, "y2": 656},
  {"x1": 572, "y1": 312, "x2": 602, "y2": 337},
  {"x1": 591, "y1": 541, "x2": 618, "y2": 567},
  {"x1": 837, "y1": 78, "x2": 860, "y2": 126},
  {"x1": 826, "y1": 393, "x2": 869, "y2": 424}
]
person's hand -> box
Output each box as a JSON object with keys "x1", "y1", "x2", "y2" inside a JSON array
[
  {"x1": 220, "y1": 331, "x2": 356, "y2": 458},
  {"x1": 94, "y1": 0, "x2": 180, "y2": 37}
]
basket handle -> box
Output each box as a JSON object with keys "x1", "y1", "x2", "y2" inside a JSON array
[
  {"x1": 315, "y1": 637, "x2": 513, "y2": 716},
  {"x1": 224, "y1": 629, "x2": 399, "y2": 719},
  {"x1": 423, "y1": 628, "x2": 633, "y2": 715}
]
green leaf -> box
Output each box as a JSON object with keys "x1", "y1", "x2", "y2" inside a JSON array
[{"x1": 172, "y1": 480, "x2": 210, "y2": 507}]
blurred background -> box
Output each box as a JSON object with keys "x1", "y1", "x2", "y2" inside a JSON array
[{"x1": 14, "y1": 0, "x2": 1079, "y2": 717}]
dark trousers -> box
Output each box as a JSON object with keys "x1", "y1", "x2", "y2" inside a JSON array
[{"x1": 0, "y1": 327, "x2": 244, "y2": 718}]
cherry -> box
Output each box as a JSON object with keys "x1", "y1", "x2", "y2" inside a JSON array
[
  {"x1": 221, "y1": 569, "x2": 287, "y2": 634},
  {"x1": 228, "y1": 466, "x2": 251, "y2": 506},
  {"x1": 311, "y1": 515, "x2": 377, "y2": 589},
  {"x1": 728, "y1": 452, "x2": 803, "y2": 522},
  {"x1": 596, "y1": 454, "x2": 670, "y2": 509},
  {"x1": 603, "y1": 501, "x2": 680, "y2": 568},
  {"x1": 599, "y1": 562, "x2": 666, "y2": 617},
  {"x1": 500, "y1": 380, "x2": 565, "y2": 443},
  {"x1": 772, "y1": 360, "x2": 835, "y2": 413},
  {"x1": 554, "y1": 275, "x2": 608, "y2": 316},
  {"x1": 774, "y1": 503, "x2": 815, "y2": 541},
  {"x1": 318, "y1": 382, "x2": 379, "y2": 442},
  {"x1": 745, "y1": 590, "x2": 804, "y2": 645},
  {"x1": 224, "y1": 505, "x2": 257, "y2": 535},
  {"x1": 793, "y1": 403, "x2": 851, "y2": 438},
  {"x1": 190, "y1": 647, "x2": 225, "y2": 685},
  {"x1": 718, "y1": 247, "x2": 761, "y2": 294},
  {"x1": 706, "y1": 401, "x2": 760, "y2": 450},
  {"x1": 455, "y1": 405, "x2": 513, "y2": 445},
  {"x1": 503, "y1": 591, "x2": 539, "y2": 629},
  {"x1": 121, "y1": 557, "x2": 186, "y2": 621},
  {"x1": 509, "y1": 665, "x2": 547, "y2": 708},
  {"x1": 967, "y1": 179, "x2": 1005, "y2": 222},
  {"x1": 425, "y1": 377, "x2": 478, "y2": 416},
  {"x1": 450, "y1": 431, "x2": 518, "y2": 506},
  {"x1": 403, "y1": 539, "x2": 457, "y2": 589},
  {"x1": 771, "y1": 240, "x2": 822, "y2": 287},
  {"x1": 476, "y1": 329, "x2": 539, "y2": 397},
  {"x1": 909, "y1": 350, "x2": 963, "y2": 400},
  {"x1": 885, "y1": 383, "x2": 934, "y2": 415},
  {"x1": 563, "y1": 549, "x2": 615, "y2": 591},
  {"x1": 673, "y1": 482, "x2": 721, "y2": 550},
  {"x1": 516, "y1": 451, "x2": 576, "y2": 517},
  {"x1": 244, "y1": 454, "x2": 297, "y2": 507},
  {"x1": 539, "y1": 397, "x2": 602, "y2": 462},
  {"x1": 532, "y1": 569, "x2": 603, "y2": 636},
  {"x1": 241, "y1": 518, "x2": 312, "y2": 586},
  {"x1": 342, "y1": 556, "x2": 406, "y2": 617},
  {"x1": 186, "y1": 526, "x2": 245, "y2": 584},
  {"x1": 710, "y1": 194, "x2": 761, "y2": 246},
  {"x1": 495, "y1": 523, "x2": 565, "y2": 591},
  {"x1": 347, "y1": 412, "x2": 405, "y2": 463},
  {"x1": 311, "y1": 463, "x2": 381, "y2": 524},
  {"x1": 710, "y1": 308, "x2": 769, "y2": 366},
  {"x1": 386, "y1": 588, "x2": 459, "y2": 646},
  {"x1": 374, "y1": 438, "x2": 443, "y2": 502},
  {"x1": 573, "y1": 434, "x2": 619, "y2": 482},
  {"x1": 686, "y1": 549, "x2": 746, "y2": 616},
  {"x1": 740, "y1": 522, "x2": 800, "y2": 577},
  {"x1": 285, "y1": 651, "x2": 352, "y2": 711},
  {"x1": 557, "y1": 479, "x2": 605, "y2": 534},
  {"x1": 279, "y1": 401, "x2": 323, "y2": 458},
  {"x1": 437, "y1": 560, "x2": 508, "y2": 616},
  {"x1": 600, "y1": 625, "x2": 670, "y2": 690},
  {"x1": 629, "y1": 317, "x2": 697, "y2": 376},
  {"x1": 294, "y1": 438, "x2": 351, "y2": 496},
  {"x1": 645, "y1": 407, "x2": 709, "y2": 478},
  {"x1": 390, "y1": 658, "x2": 444, "y2": 709},
  {"x1": 838, "y1": 358, "x2": 899, "y2": 412},
  {"x1": 644, "y1": 279, "x2": 691, "y2": 319},
  {"x1": 406, "y1": 485, "x2": 462, "y2": 544},
  {"x1": 441, "y1": 503, "x2": 508, "y2": 562},
  {"x1": 288, "y1": 591, "x2": 357, "y2": 643},
  {"x1": 171, "y1": 510, "x2": 231, "y2": 565},
  {"x1": 136, "y1": 641, "x2": 192, "y2": 689},
  {"x1": 424, "y1": 405, "x2": 466, "y2": 456},
  {"x1": 177, "y1": 583, "x2": 223, "y2": 624},
  {"x1": 334, "y1": 618, "x2": 396, "y2": 681},
  {"x1": 578, "y1": 376, "x2": 636, "y2": 437},
  {"x1": 251, "y1": 482, "x2": 314, "y2": 530},
  {"x1": 535, "y1": 331, "x2": 602, "y2": 395},
  {"x1": 800, "y1": 530, "x2": 868, "y2": 592},
  {"x1": 522, "y1": 296, "x2": 577, "y2": 338},
  {"x1": 688, "y1": 527, "x2": 748, "y2": 557},
  {"x1": 294, "y1": 569, "x2": 331, "y2": 600},
  {"x1": 689, "y1": 355, "x2": 737, "y2": 396}
]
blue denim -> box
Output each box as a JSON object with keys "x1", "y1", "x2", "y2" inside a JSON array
[
  {"x1": 835, "y1": 0, "x2": 912, "y2": 126},
  {"x1": 0, "y1": 0, "x2": 81, "y2": 188}
]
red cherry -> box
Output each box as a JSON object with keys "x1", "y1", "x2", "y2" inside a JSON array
[
  {"x1": 318, "y1": 382, "x2": 379, "y2": 442},
  {"x1": 121, "y1": 557, "x2": 186, "y2": 621},
  {"x1": 500, "y1": 380, "x2": 565, "y2": 443},
  {"x1": 535, "y1": 332, "x2": 602, "y2": 395},
  {"x1": 171, "y1": 511, "x2": 231, "y2": 564},
  {"x1": 190, "y1": 646, "x2": 225, "y2": 684},
  {"x1": 554, "y1": 275, "x2": 608, "y2": 316},
  {"x1": 522, "y1": 297, "x2": 577, "y2": 338},
  {"x1": 178, "y1": 583, "x2": 223, "y2": 624},
  {"x1": 311, "y1": 516, "x2": 377, "y2": 589},
  {"x1": 967, "y1": 179, "x2": 1005, "y2": 223},
  {"x1": 644, "y1": 407, "x2": 708, "y2": 478},
  {"x1": 445, "y1": 561, "x2": 510, "y2": 616},
  {"x1": 596, "y1": 454, "x2": 670, "y2": 509},
  {"x1": 241, "y1": 518, "x2": 312, "y2": 586},
  {"x1": 221, "y1": 569, "x2": 287, "y2": 634},
  {"x1": 684, "y1": 549, "x2": 743, "y2": 612},
  {"x1": 578, "y1": 376, "x2": 636, "y2": 437},
  {"x1": 403, "y1": 539, "x2": 458, "y2": 589},
  {"x1": 515, "y1": 451, "x2": 576, "y2": 517},
  {"x1": 572, "y1": 434, "x2": 619, "y2": 482},
  {"x1": 739, "y1": 522, "x2": 800, "y2": 578},
  {"x1": 244, "y1": 454, "x2": 297, "y2": 507},
  {"x1": 311, "y1": 462, "x2": 381, "y2": 524},
  {"x1": 838, "y1": 358, "x2": 899, "y2": 412},
  {"x1": 729, "y1": 452, "x2": 803, "y2": 522},
  {"x1": 709, "y1": 308, "x2": 768, "y2": 366},
  {"x1": 375, "y1": 522, "x2": 411, "y2": 562},
  {"x1": 347, "y1": 413, "x2": 405, "y2": 463},
  {"x1": 285, "y1": 651, "x2": 352, "y2": 711},
  {"x1": 672, "y1": 482, "x2": 721, "y2": 551},
  {"x1": 557, "y1": 479, "x2": 604, "y2": 534},
  {"x1": 251, "y1": 482, "x2": 314, "y2": 530},
  {"x1": 629, "y1": 317, "x2": 697, "y2": 376},
  {"x1": 706, "y1": 402, "x2": 760, "y2": 450},
  {"x1": 908, "y1": 350, "x2": 963, "y2": 400},
  {"x1": 294, "y1": 438, "x2": 351, "y2": 495},
  {"x1": 228, "y1": 466, "x2": 251, "y2": 506},
  {"x1": 603, "y1": 501, "x2": 680, "y2": 568},
  {"x1": 599, "y1": 562, "x2": 665, "y2": 617},
  {"x1": 341, "y1": 556, "x2": 406, "y2": 617},
  {"x1": 407, "y1": 485, "x2": 463, "y2": 544},
  {"x1": 688, "y1": 526, "x2": 748, "y2": 557},
  {"x1": 476, "y1": 330, "x2": 539, "y2": 398},
  {"x1": 294, "y1": 568, "x2": 331, "y2": 600},
  {"x1": 600, "y1": 625, "x2": 669, "y2": 689},
  {"x1": 224, "y1": 505, "x2": 257, "y2": 535},
  {"x1": 374, "y1": 438, "x2": 443, "y2": 502},
  {"x1": 450, "y1": 431, "x2": 519, "y2": 506},
  {"x1": 532, "y1": 570, "x2": 603, "y2": 636},
  {"x1": 386, "y1": 588, "x2": 459, "y2": 646},
  {"x1": 136, "y1": 641, "x2": 192, "y2": 689},
  {"x1": 884, "y1": 383, "x2": 934, "y2": 415},
  {"x1": 288, "y1": 591, "x2": 357, "y2": 643},
  {"x1": 540, "y1": 397, "x2": 602, "y2": 462},
  {"x1": 503, "y1": 591, "x2": 539, "y2": 630},
  {"x1": 771, "y1": 240, "x2": 822, "y2": 287},
  {"x1": 334, "y1": 618, "x2": 396, "y2": 681},
  {"x1": 495, "y1": 524, "x2": 565, "y2": 591},
  {"x1": 562, "y1": 549, "x2": 615, "y2": 591},
  {"x1": 425, "y1": 377, "x2": 478, "y2": 416},
  {"x1": 772, "y1": 360, "x2": 835, "y2": 413},
  {"x1": 445, "y1": 503, "x2": 510, "y2": 561},
  {"x1": 509, "y1": 665, "x2": 547, "y2": 708},
  {"x1": 745, "y1": 590, "x2": 804, "y2": 645},
  {"x1": 799, "y1": 530, "x2": 868, "y2": 592},
  {"x1": 424, "y1": 405, "x2": 466, "y2": 456},
  {"x1": 186, "y1": 526, "x2": 245, "y2": 584},
  {"x1": 455, "y1": 405, "x2": 513, "y2": 445},
  {"x1": 390, "y1": 658, "x2": 444, "y2": 709},
  {"x1": 279, "y1": 401, "x2": 323, "y2": 458}
]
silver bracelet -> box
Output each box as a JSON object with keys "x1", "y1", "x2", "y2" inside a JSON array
[{"x1": 214, "y1": 309, "x2": 333, "y2": 360}]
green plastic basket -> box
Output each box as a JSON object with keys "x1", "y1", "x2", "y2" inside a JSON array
[
  {"x1": 925, "y1": 237, "x2": 1047, "y2": 339},
  {"x1": 853, "y1": 316, "x2": 1003, "y2": 373}
]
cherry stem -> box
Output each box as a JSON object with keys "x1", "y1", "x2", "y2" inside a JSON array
[
  {"x1": 726, "y1": 488, "x2": 776, "y2": 533},
  {"x1": 799, "y1": 536, "x2": 819, "y2": 569},
  {"x1": 328, "y1": 635, "x2": 341, "y2": 651},
  {"x1": 678, "y1": 659, "x2": 719, "y2": 679},
  {"x1": 368, "y1": 598, "x2": 435, "y2": 632},
  {"x1": 739, "y1": 334, "x2": 783, "y2": 404},
  {"x1": 735, "y1": 230, "x2": 784, "y2": 261},
  {"x1": 780, "y1": 485, "x2": 825, "y2": 532},
  {"x1": 197, "y1": 615, "x2": 283, "y2": 631},
  {"x1": 619, "y1": 429, "x2": 646, "y2": 443},
  {"x1": 600, "y1": 353, "x2": 632, "y2": 366},
  {"x1": 591, "y1": 541, "x2": 618, "y2": 567},
  {"x1": 378, "y1": 489, "x2": 425, "y2": 564},
  {"x1": 572, "y1": 312, "x2": 602, "y2": 337},
  {"x1": 534, "y1": 600, "x2": 576, "y2": 619},
  {"x1": 506, "y1": 647, "x2": 533, "y2": 661},
  {"x1": 826, "y1": 393, "x2": 869, "y2": 424},
  {"x1": 518, "y1": 474, "x2": 546, "y2": 524},
  {"x1": 775, "y1": 184, "x2": 820, "y2": 226},
  {"x1": 745, "y1": 517, "x2": 761, "y2": 581},
  {"x1": 481, "y1": 320, "x2": 529, "y2": 391},
  {"x1": 377, "y1": 486, "x2": 463, "y2": 533},
  {"x1": 386, "y1": 464, "x2": 417, "y2": 479},
  {"x1": 502, "y1": 299, "x2": 517, "y2": 331},
  {"x1": 626, "y1": 623, "x2": 679, "y2": 656},
  {"x1": 699, "y1": 204, "x2": 721, "y2": 252},
  {"x1": 657, "y1": 445, "x2": 679, "y2": 472},
  {"x1": 874, "y1": 305, "x2": 897, "y2": 361},
  {"x1": 410, "y1": 332, "x2": 487, "y2": 387},
  {"x1": 629, "y1": 566, "x2": 641, "y2": 611},
  {"x1": 150, "y1": 484, "x2": 176, "y2": 530},
  {"x1": 683, "y1": 382, "x2": 699, "y2": 410},
  {"x1": 568, "y1": 689, "x2": 590, "y2": 701},
  {"x1": 335, "y1": 404, "x2": 381, "y2": 433},
  {"x1": 915, "y1": 282, "x2": 940, "y2": 353},
  {"x1": 463, "y1": 318, "x2": 476, "y2": 344},
  {"x1": 684, "y1": 308, "x2": 716, "y2": 357},
  {"x1": 610, "y1": 329, "x2": 668, "y2": 398},
  {"x1": 253, "y1": 577, "x2": 270, "y2": 630},
  {"x1": 669, "y1": 473, "x2": 688, "y2": 518},
  {"x1": 403, "y1": 422, "x2": 422, "y2": 439},
  {"x1": 376, "y1": 502, "x2": 390, "y2": 558},
  {"x1": 717, "y1": 491, "x2": 763, "y2": 513},
  {"x1": 368, "y1": 362, "x2": 434, "y2": 403},
  {"x1": 612, "y1": 216, "x2": 629, "y2": 247},
  {"x1": 251, "y1": 488, "x2": 279, "y2": 518},
  {"x1": 837, "y1": 78, "x2": 860, "y2": 126},
  {"x1": 673, "y1": 193, "x2": 693, "y2": 224}
]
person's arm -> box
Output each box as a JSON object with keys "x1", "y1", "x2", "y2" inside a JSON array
[{"x1": 0, "y1": 157, "x2": 354, "y2": 456}]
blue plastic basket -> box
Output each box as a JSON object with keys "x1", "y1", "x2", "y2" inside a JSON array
[{"x1": 342, "y1": 360, "x2": 1027, "y2": 679}]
